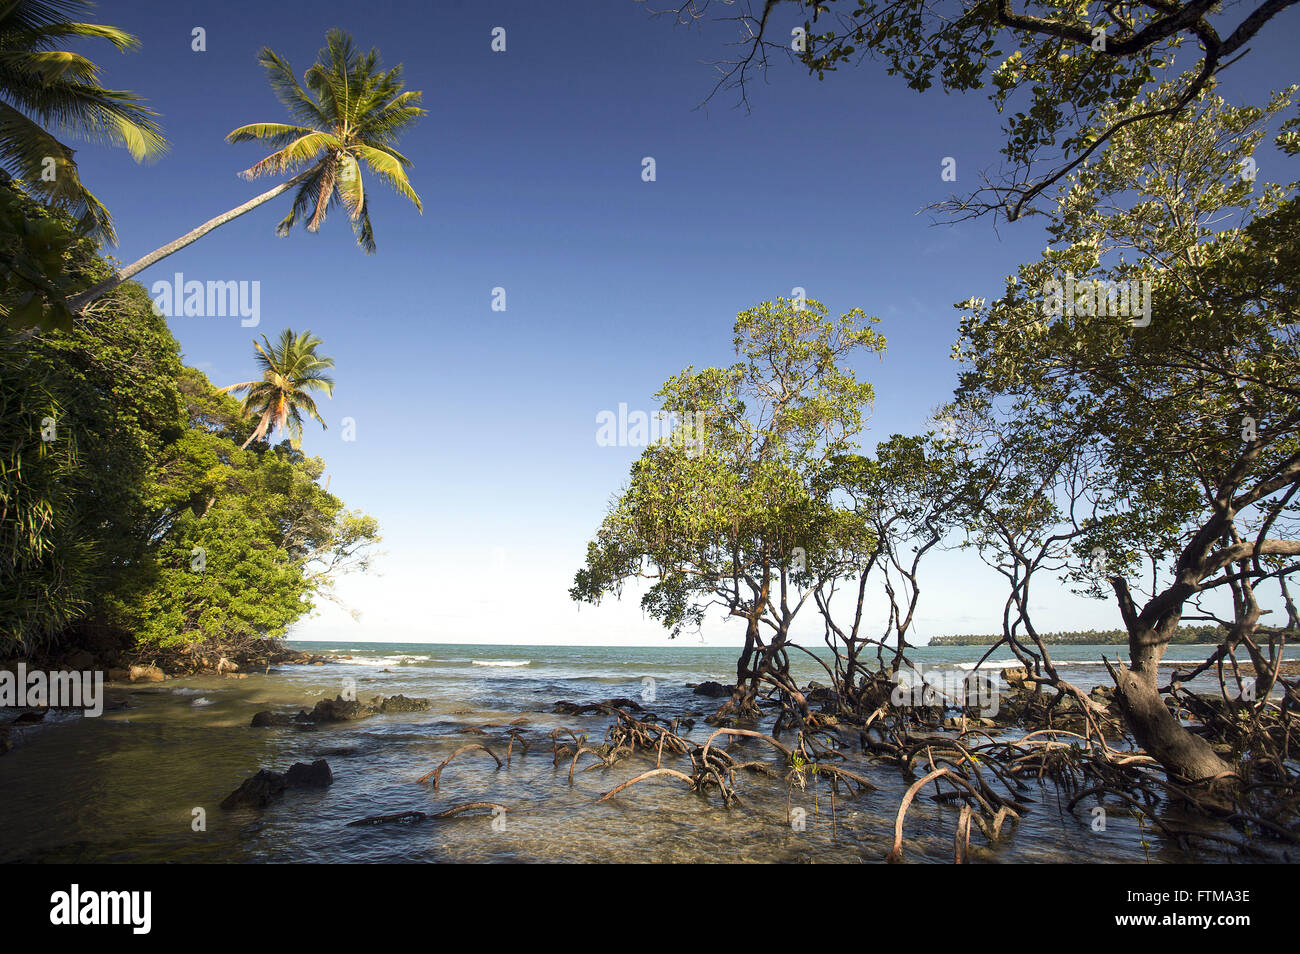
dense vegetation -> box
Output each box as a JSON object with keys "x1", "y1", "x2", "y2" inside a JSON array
[
  {"x1": 0, "y1": 186, "x2": 377, "y2": 661},
  {"x1": 1, "y1": 5, "x2": 404, "y2": 665},
  {"x1": 575, "y1": 79, "x2": 1300, "y2": 798}
]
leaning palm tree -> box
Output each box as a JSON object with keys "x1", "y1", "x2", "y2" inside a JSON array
[
  {"x1": 0, "y1": 0, "x2": 166, "y2": 241},
  {"x1": 222, "y1": 329, "x2": 335, "y2": 450},
  {"x1": 68, "y1": 29, "x2": 425, "y2": 311}
]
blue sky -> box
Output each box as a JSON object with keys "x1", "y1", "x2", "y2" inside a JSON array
[{"x1": 74, "y1": 1, "x2": 1298, "y2": 644}]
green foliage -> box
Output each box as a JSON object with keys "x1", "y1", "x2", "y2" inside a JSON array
[
  {"x1": 0, "y1": 0, "x2": 166, "y2": 242},
  {"x1": 0, "y1": 237, "x2": 377, "y2": 655},
  {"x1": 227, "y1": 29, "x2": 426, "y2": 252},
  {"x1": 0, "y1": 184, "x2": 92, "y2": 331},
  {"x1": 794, "y1": 0, "x2": 1183, "y2": 170},
  {"x1": 221, "y1": 328, "x2": 335, "y2": 449},
  {"x1": 951, "y1": 83, "x2": 1300, "y2": 633},
  {"x1": 572, "y1": 297, "x2": 885, "y2": 638}
]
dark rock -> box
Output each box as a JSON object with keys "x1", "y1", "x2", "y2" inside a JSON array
[
  {"x1": 295, "y1": 695, "x2": 370, "y2": 723},
  {"x1": 554, "y1": 697, "x2": 645, "y2": 715},
  {"x1": 284, "y1": 759, "x2": 333, "y2": 788},
  {"x1": 12, "y1": 709, "x2": 46, "y2": 724},
  {"x1": 377, "y1": 694, "x2": 430, "y2": 714},
  {"x1": 692, "y1": 681, "x2": 733, "y2": 698},
  {"x1": 220, "y1": 759, "x2": 333, "y2": 809},
  {"x1": 806, "y1": 682, "x2": 838, "y2": 704},
  {"x1": 220, "y1": 769, "x2": 286, "y2": 809},
  {"x1": 250, "y1": 710, "x2": 293, "y2": 728}
]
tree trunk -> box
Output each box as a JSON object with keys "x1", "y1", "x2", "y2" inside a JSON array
[
  {"x1": 67, "y1": 173, "x2": 308, "y2": 312},
  {"x1": 1113, "y1": 622, "x2": 1234, "y2": 784},
  {"x1": 712, "y1": 620, "x2": 762, "y2": 723},
  {"x1": 1107, "y1": 576, "x2": 1234, "y2": 783},
  {"x1": 1281, "y1": 576, "x2": 1300, "y2": 631}
]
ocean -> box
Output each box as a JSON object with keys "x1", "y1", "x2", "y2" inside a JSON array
[{"x1": 0, "y1": 641, "x2": 1279, "y2": 863}]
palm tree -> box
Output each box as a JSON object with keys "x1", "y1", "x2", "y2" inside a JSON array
[
  {"x1": 68, "y1": 29, "x2": 425, "y2": 312},
  {"x1": 222, "y1": 329, "x2": 335, "y2": 450},
  {"x1": 0, "y1": 0, "x2": 166, "y2": 242}
]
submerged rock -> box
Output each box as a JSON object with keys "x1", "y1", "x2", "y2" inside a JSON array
[
  {"x1": 250, "y1": 710, "x2": 293, "y2": 728},
  {"x1": 692, "y1": 681, "x2": 733, "y2": 698},
  {"x1": 296, "y1": 696, "x2": 369, "y2": 723},
  {"x1": 284, "y1": 759, "x2": 333, "y2": 788},
  {"x1": 378, "y1": 694, "x2": 431, "y2": 714},
  {"x1": 250, "y1": 694, "x2": 434, "y2": 727},
  {"x1": 220, "y1": 760, "x2": 334, "y2": 809},
  {"x1": 554, "y1": 697, "x2": 645, "y2": 715},
  {"x1": 220, "y1": 769, "x2": 287, "y2": 809}
]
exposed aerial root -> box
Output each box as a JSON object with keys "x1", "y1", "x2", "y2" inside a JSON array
[
  {"x1": 347, "y1": 802, "x2": 507, "y2": 827},
  {"x1": 416, "y1": 743, "x2": 503, "y2": 788},
  {"x1": 598, "y1": 768, "x2": 696, "y2": 802}
]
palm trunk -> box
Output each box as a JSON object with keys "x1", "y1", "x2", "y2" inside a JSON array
[{"x1": 67, "y1": 173, "x2": 308, "y2": 313}]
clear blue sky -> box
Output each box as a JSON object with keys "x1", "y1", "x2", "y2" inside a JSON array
[{"x1": 76, "y1": 1, "x2": 1298, "y2": 644}]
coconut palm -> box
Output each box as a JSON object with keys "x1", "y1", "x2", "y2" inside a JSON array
[
  {"x1": 222, "y1": 329, "x2": 335, "y2": 450},
  {"x1": 0, "y1": 0, "x2": 166, "y2": 241},
  {"x1": 69, "y1": 29, "x2": 425, "y2": 311}
]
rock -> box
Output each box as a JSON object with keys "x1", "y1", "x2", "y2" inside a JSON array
[
  {"x1": 1001, "y1": 667, "x2": 1029, "y2": 685},
  {"x1": 284, "y1": 759, "x2": 333, "y2": 788},
  {"x1": 107, "y1": 668, "x2": 131, "y2": 682},
  {"x1": 259, "y1": 693, "x2": 437, "y2": 726},
  {"x1": 128, "y1": 664, "x2": 164, "y2": 683},
  {"x1": 216, "y1": 657, "x2": 239, "y2": 675},
  {"x1": 692, "y1": 681, "x2": 733, "y2": 698},
  {"x1": 377, "y1": 694, "x2": 430, "y2": 714},
  {"x1": 220, "y1": 759, "x2": 333, "y2": 809},
  {"x1": 250, "y1": 710, "x2": 293, "y2": 728},
  {"x1": 806, "y1": 683, "x2": 838, "y2": 705},
  {"x1": 220, "y1": 769, "x2": 286, "y2": 809},
  {"x1": 11, "y1": 710, "x2": 46, "y2": 724},
  {"x1": 296, "y1": 695, "x2": 369, "y2": 723}
]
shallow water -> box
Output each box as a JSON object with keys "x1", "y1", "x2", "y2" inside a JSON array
[{"x1": 0, "y1": 642, "x2": 1286, "y2": 863}]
